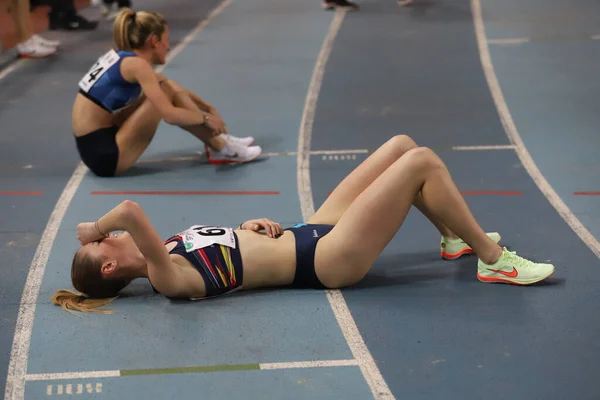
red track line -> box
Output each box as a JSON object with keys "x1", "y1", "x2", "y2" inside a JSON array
[
  {"x1": 460, "y1": 191, "x2": 522, "y2": 195},
  {"x1": 91, "y1": 190, "x2": 280, "y2": 195},
  {"x1": 0, "y1": 191, "x2": 43, "y2": 195},
  {"x1": 574, "y1": 192, "x2": 600, "y2": 196}
]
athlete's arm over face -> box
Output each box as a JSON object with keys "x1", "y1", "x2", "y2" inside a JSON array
[{"x1": 76, "y1": 200, "x2": 196, "y2": 297}]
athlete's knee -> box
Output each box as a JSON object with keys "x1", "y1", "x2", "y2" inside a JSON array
[
  {"x1": 387, "y1": 134, "x2": 418, "y2": 156},
  {"x1": 404, "y1": 146, "x2": 444, "y2": 172},
  {"x1": 163, "y1": 78, "x2": 186, "y2": 93},
  {"x1": 159, "y1": 79, "x2": 177, "y2": 100}
]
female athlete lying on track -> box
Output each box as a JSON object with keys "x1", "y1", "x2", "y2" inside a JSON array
[
  {"x1": 53, "y1": 135, "x2": 555, "y2": 313},
  {"x1": 73, "y1": 8, "x2": 261, "y2": 177}
]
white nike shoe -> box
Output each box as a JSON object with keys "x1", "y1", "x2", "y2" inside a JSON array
[
  {"x1": 33, "y1": 35, "x2": 60, "y2": 48},
  {"x1": 222, "y1": 133, "x2": 255, "y2": 147},
  {"x1": 207, "y1": 140, "x2": 262, "y2": 165},
  {"x1": 17, "y1": 37, "x2": 57, "y2": 58}
]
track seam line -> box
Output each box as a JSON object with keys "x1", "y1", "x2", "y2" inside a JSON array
[
  {"x1": 296, "y1": 9, "x2": 394, "y2": 400},
  {"x1": 4, "y1": 1, "x2": 234, "y2": 399},
  {"x1": 471, "y1": 0, "x2": 600, "y2": 259}
]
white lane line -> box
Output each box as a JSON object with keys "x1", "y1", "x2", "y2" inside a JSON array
[
  {"x1": 487, "y1": 37, "x2": 530, "y2": 45},
  {"x1": 137, "y1": 145, "x2": 516, "y2": 165},
  {"x1": 451, "y1": 144, "x2": 516, "y2": 150},
  {"x1": 296, "y1": 9, "x2": 394, "y2": 400},
  {"x1": 471, "y1": 0, "x2": 600, "y2": 259},
  {"x1": 0, "y1": 59, "x2": 28, "y2": 82},
  {"x1": 4, "y1": 2, "x2": 234, "y2": 399},
  {"x1": 4, "y1": 165, "x2": 87, "y2": 400},
  {"x1": 25, "y1": 359, "x2": 359, "y2": 381},
  {"x1": 26, "y1": 371, "x2": 120, "y2": 382},
  {"x1": 489, "y1": 34, "x2": 600, "y2": 45},
  {"x1": 259, "y1": 359, "x2": 359, "y2": 370}
]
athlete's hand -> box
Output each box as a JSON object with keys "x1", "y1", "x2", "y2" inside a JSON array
[
  {"x1": 206, "y1": 113, "x2": 227, "y2": 135},
  {"x1": 77, "y1": 222, "x2": 107, "y2": 246},
  {"x1": 240, "y1": 218, "x2": 283, "y2": 238}
]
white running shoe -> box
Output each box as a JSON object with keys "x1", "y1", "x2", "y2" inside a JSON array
[
  {"x1": 221, "y1": 133, "x2": 255, "y2": 147},
  {"x1": 17, "y1": 37, "x2": 57, "y2": 58},
  {"x1": 33, "y1": 35, "x2": 60, "y2": 48},
  {"x1": 207, "y1": 140, "x2": 262, "y2": 165}
]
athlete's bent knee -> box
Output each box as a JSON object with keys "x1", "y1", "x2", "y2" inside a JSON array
[
  {"x1": 385, "y1": 134, "x2": 419, "y2": 157},
  {"x1": 404, "y1": 146, "x2": 444, "y2": 172}
]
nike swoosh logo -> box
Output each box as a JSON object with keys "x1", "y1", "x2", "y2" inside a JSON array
[{"x1": 487, "y1": 267, "x2": 518, "y2": 278}]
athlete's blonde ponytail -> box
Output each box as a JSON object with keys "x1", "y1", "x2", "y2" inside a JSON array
[
  {"x1": 51, "y1": 289, "x2": 117, "y2": 315},
  {"x1": 51, "y1": 249, "x2": 130, "y2": 315},
  {"x1": 113, "y1": 8, "x2": 167, "y2": 51}
]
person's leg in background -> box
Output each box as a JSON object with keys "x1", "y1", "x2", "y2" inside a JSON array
[
  {"x1": 11, "y1": 0, "x2": 57, "y2": 58},
  {"x1": 322, "y1": 0, "x2": 359, "y2": 11},
  {"x1": 43, "y1": 0, "x2": 98, "y2": 30}
]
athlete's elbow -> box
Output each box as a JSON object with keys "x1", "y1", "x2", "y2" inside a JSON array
[{"x1": 119, "y1": 200, "x2": 142, "y2": 220}]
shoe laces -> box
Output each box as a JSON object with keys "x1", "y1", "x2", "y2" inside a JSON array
[{"x1": 501, "y1": 249, "x2": 536, "y2": 270}]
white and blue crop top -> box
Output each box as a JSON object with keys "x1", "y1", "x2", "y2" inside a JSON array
[{"x1": 78, "y1": 49, "x2": 143, "y2": 113}]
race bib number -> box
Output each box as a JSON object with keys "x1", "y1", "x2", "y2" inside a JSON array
[
  {"x1": 78, "y1": 50, "x2": 120, "y2": 92},
  {"x1": 178, "y1": 225, "x2": 236, "y2": 252}
]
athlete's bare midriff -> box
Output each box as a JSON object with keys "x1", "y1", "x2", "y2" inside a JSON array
[
  {"x1": 72, "y1": 93, "x2": 115, "y2": 137},
  {"x1": 234, "y1": 229, "x2": 297, "y2": 289}
]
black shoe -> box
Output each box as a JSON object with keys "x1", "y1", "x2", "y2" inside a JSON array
[{"x1": 322, "y1": 0, "x2": 359, "y2": 10}]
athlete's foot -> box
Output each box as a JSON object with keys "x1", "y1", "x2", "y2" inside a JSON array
[
  {"x1": 33, "y1": 35, "x2": 60, "y2": 48},
  {"x1": 206, "y1": 139, "x2": 262, "y2": 165},
  {"x1": 17, "y1": 37, "x2": 57, "y2": 58},
  {"x1": 441, "y1": 232, "x2": 501, "y2": 260},
  {"x1": 221, "y1": 133, "x2": 255, "y2": 147},
  {"x1": 323, "y1": 0, "x2": 360, "y2": 11},
  {"x1": 477, "y1": 248, "x2": 555, "y2": 285}
]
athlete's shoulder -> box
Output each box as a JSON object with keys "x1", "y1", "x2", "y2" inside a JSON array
[{"x1": 120, "y1": 55, "x2": 151, "y2": 74}]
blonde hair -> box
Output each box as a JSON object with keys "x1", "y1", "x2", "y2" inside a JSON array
[
  {"x1": 51, "y1": 290, "x2": 117, "y2": 315},
  {"x1": 113, "y1": 8, "x2": 167, "y2": 51},
  {"x1": 51, "y1": 250, "x2": 130, "y2": 315}
]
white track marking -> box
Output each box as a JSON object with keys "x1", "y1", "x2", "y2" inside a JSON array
[
  {"x1": 25, "y1": 359, "x2": 359, "y2": 382},
  {"x1": 471, "y1": 0, "x2": 600, "y2": 258},
  {"x1": 259, "y1": 359, "x2": 359, "y2": 370},
  {"x1": 296, "y1": 9, "x2": 394, "y2": 400},
  {"x1": 139, "y1": 145, "x2": 516, "y2": 165},
  {"x1": 489, "y1": 35, "x2": 600, "y2": 45},
  {"x1": 4, "y1": 2, "x2": 234, "y2": 399},
  {"x1": 4, "y1": 165, "x2": 87, "y2": 400},
  {"x1": 25, "y1": 371, "x2": 120, "y2": 382},
  {"x1": 0, "y1": 59, "x2": 28, "y2": 82},
  {"x1": 451, "y1": 144, "x2": 516, "y2": 150},
  {"x1": 487, "y1": 37, "x2": 530, "y2": 45}
]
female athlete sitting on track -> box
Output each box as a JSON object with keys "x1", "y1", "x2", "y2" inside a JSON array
[
  {"x1": 53, "y1": 135, "x2": 555, "y2": 313},
  {"x1": 73, "y1": 8, "x2": 261, "y2": 177}
]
